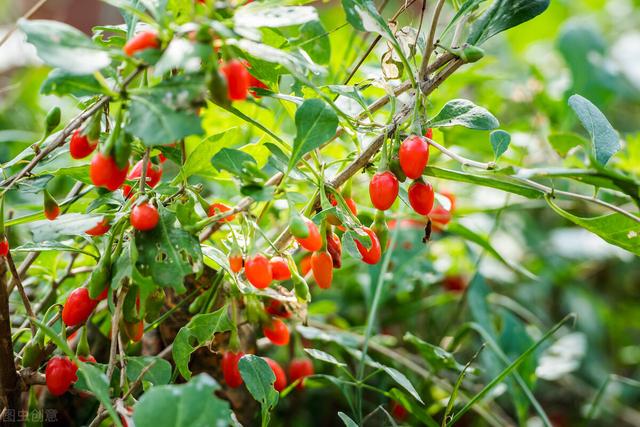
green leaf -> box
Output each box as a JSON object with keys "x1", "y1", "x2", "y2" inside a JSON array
[
  {"x1": 238, "y1": 355, "x2": 279, "y2": 425},
  {"x1": 18, "y1": 19, "x2": 110, "y2": 75},
  {"x1": 29, "y1": 214, "x2": 104, "y2": 242},
  {"x1": 134, "y1": 206, "x2": 203, "y2": 291},
  {"x1": 211, "y1": 147, "x2": 257, "y2": 176},
  {"x1": 490, "y1": 129, "x2": 511, "y2": 159},
  {"x1": 41, "y1": 68, "x2": 103, "y2": 97},
  {"x1": 77, "y1": 363, "x2": 122, "y2": 427},
  {"x1": 467, "y1": 0, "x2": 550, "y2": 45},
  {"x1": 133, "y1": 374, "x2": 232, "y2": 427},
  {"x1": 297, "y1": 21, "x2": 331, "y2": 65},
  {"x1": 338, "y1": 412, "x2": 359, "y2": 427},
  {"x1": 173, "y1": 305, "x2": 233, "y2": 380},
  {"x1": 547, "y1": 132, "x2": 588, "y2": 157},
  {"x1": 428, "y1": 99, "x2": 499, "y2": 130},
  {"x1": 125, "y1": 356, "x2": 172, "y2": 386},
  {"x1": 12, "y1": 241, "x2": 97, "y2": 258},
  {"x1": 234, "y1": 4, "x2": 318, "y2": 28},
  {"x1": 568, "y1": 94, "x2": 620, "y2": 166},
  {"x1": 304, "y1": 348, "x2": 347, "y2": 367},
  {"x1": 126, "y1": 95, "x2": 203, "y2": 146},
  {"x1": 341, "y1": 0, "x2": 395, "y2": 42},
  {"x1": 404, "y1": 332, "x2": 469, "y2": 373},
  {"x1": 545, "y1": 197, "x2": 640, "y2": 256},
  {"x1": 289, "y1": 99, "x2": 338, "y2": 170}
]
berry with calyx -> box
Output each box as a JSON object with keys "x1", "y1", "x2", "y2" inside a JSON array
[
  {"x1": 90, "y1": 152, "x2": 129, "y2": 191},
  {"x1": 262, "y1": 318, "x2": 289, "y2": 346},
  {"x1": 399, "y1": 135, "x2": 429, "y2": 180},
  {"x1": 229, "y1": 251, "x2": 243, "y2": 273},
  {"x1": 311, "y1": 250, "x2": 333, "y2": 289},
  {"x1": 69, "y1": 129, "x2": 97, "y2": 159},
  {"x1": 369, "y1": 171, "x2": 399, "y2": 211},
  {"x1": 44, "y1": 190, "x2": 60, "y2": 221},
  {"x1": 245, "y1": 254, "x2": 273, "y2": 289},
  {"x1": 220, "y1": 60, "x2": 250, "y2": 101},
  {"x1": 294, "y1": 218, "x2": 322, "y2": 252},
  {"x1": 130, "y1": 202, "x2": 159, "y2": 231},
  {"x1": 123, "y1": 31, "x2": 159, "y2": 56},
  {"x1": 270, "y1": 256, "x2": 291, "y2": 281},
  {"x1": 408, "y1": 180, "x2": 435, "y2": 216},
  {"x1": 62, "y1": 288, "x2": 98, "y2": 327},
  {"x1": 45, "y1": 356, "x2": 77, "y2": 396},
  {"x1": 264, "y1": 357, "x2": 287, "y2": 392},
  {"x1": 355, "y1": 226, "x2": 382, "y2": 265},
  {"x1": 289, "y1": 358, "x2": 314, "y2": 390},
  {"x1": 222, "y1": 351, "x2": 244, "y2": 388}
]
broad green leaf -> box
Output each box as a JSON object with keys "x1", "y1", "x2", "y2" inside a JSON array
[
  {"x1": 490, "y1": 129, "x2": 511, "y2": 159},
  {"x1": 304, "y1": 348, "x2": 347, "y2": 367},
  {"x1": 467, "y1": 0, "x2": 550, "y2": 45},
  {"x1": 568, "y1": 94, "x2": 620, "y2": 166},
  {"x1": 239, "y1": 355, "x2": 279, "y2": 426},
  {"x1": 289, "y1": 99, "x2": 338, "y2": 170},
  {"x1": 134, "y1": 206, "x2": 203, "y2": 291},
  {"x1": 126, "y1": 356, "x2": 172, "y2": 386},
  {"x1": 133, "y1": 374, "x2": 232, "y2": 427},
  {"x1": 545, "y1": 197, "x2": 640, "y2": 256},
  {"x1": 428, "y1": 99, "x2": 499, "y2": 130},
  {"x1": 182, "y1": 129, "x2": 238, "y2": 179},
  {"x1": 126, "y1": 95, "x2": 203, "y2": 146},
  {"x1": 41, "y1": 69, "x2": 103, "y2": 97},
  {"x1": 296, "y1": 325, "x2": 360, "y2": 348},
  {"x1": 547, "y1": 132, "x2": 588, "y2": 157},
  {"x1": 404, "y1": 332, "x2": 468, "y2": 373},
  {"x1": 173, "y1": 306, "x2": 233, "y2": 380},
  {"x1": 297, "y1": 21, "x2": 331, "y2": 65},
  {"x1": 18, "y1": 19, "x2": 110, "y2": 74},
  {"x1": 30, "y1": 214, "x2": 104, "y2": 242},
  {"x1": 211, "y1": 147, "x2": 258, "y2": 176},
  {"x1": 237, "y1": 39, "x2": 324, "y2": 76},
  {"x1": 77, "y1": 363, "x2": 122, "y2": 427},
  {"x1": 234, "y1": 4, "x2": 318, "y2": 28}
]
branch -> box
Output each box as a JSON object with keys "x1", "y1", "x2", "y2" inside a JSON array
[
  {"x1": 0, "y1": 258, "x2": 21, "y2": 416},
  {"x1": 4, "y1": 253, "x2": 37, "y2": 336},
  {"x1": 418, "y1": 0, "x2": 446, "y2": 81}
]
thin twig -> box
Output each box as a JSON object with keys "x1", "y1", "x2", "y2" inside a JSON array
[
  {"x1": 0, "y1": 0, "x2": 49, "y2": 48},
  {"x1": 419, "y1": 0, "x2": 446, "y2": 81},
  {"x1": 4, "y1": 252, "x2": 37, "y2": 335}
]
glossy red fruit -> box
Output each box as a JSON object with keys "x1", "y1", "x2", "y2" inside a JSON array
[
  {"x1": 263, "y1": 318, "x2": 289, "y2": 346},
  {"x1": 123, "y1": 31, "x2": 159, "y2": 56},
  {"x1": 248, "y1": 75, "x2": 268, "y2": 98},
  {"x1": 425, "y1": 128, "x2": 433, "y2": 140},
  {"x1": 0, "y1": 237, "x2": 8, "y2": 257},
  {"x1": 69, "y1": 130, "x2": 97, "y2": 159},
  {"x1": 270, "y1": 257, "x2": 291, "y2": 281},
  {"x1": 391, "y1": 401, "x2": 409, "y2": 422},
  {"x1": 369, "y1": 171, "x2": 399, "y2": 211},
  {"x1": 263, "y1": 357, "x2": 287, "y2": 392},
  {"x1": 289, "y1": 358, "x2": 314, "y2": 390},
  {"x1": 294, "y1": 219, "x2": 322, "y2": 252},
  {"x1": 62, "y1": 288, "x2": 98, "y2": 327},
  {"x1": 85, "y1": 218, "x2": 111, "y2": 236},
  {"x1": 208, "y1": 203, "x2": 235, "y2": 222},
  {"x1": 265, "y1": 299, "x2": 291, "y2": 319},
  {"x1": 399, "y1": 135, "x2": 429, "y2": 180},
  {"x1": 130, "y1": 203, "x2": 159, "y2": 231},
  {"x1": 430, "y1": 190, "x2": 456, "y2": 228},
  {"x1": 408, "y1": 180, "x2": 435, "y2": 216},
  {"x1": 96, "y1": 287, "x2": 109, "y2": 301},
  {"x1": 90, "y1": 152, "x2": 129, "y2": 191},
  {"x1": 220, "y1": 60, "x2": 250, "y2": 101},
  {"x1": 311, "y1": 250, "x2": 333, "y2": 289},
  {"x1": 245, "y1": 254, "x2": 273, "y2": 289},
  {"x1": 355, "y1": 227, "x2": 382, "y2": 265},
  {"x1": 122, "y1": 160, "x2": 163, "y2": 198},
  {"x1": 45, "y1": 356, "x2": 77, "y2": 396},
  {"x1": 229, "y1": 252, "x2": 243, "y2": 273},
  {"x1": 44, "y1": 204, "x2": 60, "y2": 221},
  {"x1": 222, "y1": 351, "x2": 244, "y2": 388},
  {"x1": 299, "y1": 254, "x2": 312, "y2": 276},
  {"x1": 326, "y1": 232, "x2": 342, "y2": 269}
]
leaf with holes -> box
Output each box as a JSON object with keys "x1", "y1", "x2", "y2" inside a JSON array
[
  {"x1": 173, "y1": 305, "x2": 233, "y2": 380},
  {"x1": 134, "y1": 206, "x2": 203, "y2": 292}
]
